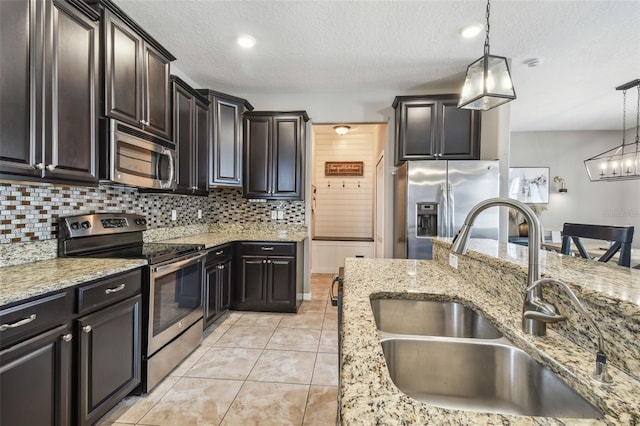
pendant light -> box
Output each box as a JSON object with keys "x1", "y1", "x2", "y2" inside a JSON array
[
  {"x1": 584, "y1": 79, "x2": 640, "y2": 181},
  {"x1": 458, "y1": 0, "x2": 516, "y2": 111}
]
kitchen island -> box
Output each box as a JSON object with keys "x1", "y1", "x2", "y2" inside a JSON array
[{"x1": 340, "y1": 239, "x2": 640, "y2": 425}]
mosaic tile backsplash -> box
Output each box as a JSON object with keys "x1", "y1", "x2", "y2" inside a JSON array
[{"x1": 0, "y1": 183, "x2": 305, "y2": 244}]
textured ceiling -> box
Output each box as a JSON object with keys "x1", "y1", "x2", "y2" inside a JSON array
[{"x1": 113, "y1": 0, "x2": 640, "y2": 132}]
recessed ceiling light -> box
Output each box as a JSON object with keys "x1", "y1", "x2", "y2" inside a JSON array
[
  {"x1": 237, "y1": 35, "x2": 256, "y2": 49},
  {"x1": 459, "y1": 24, "x2": 483, "y2": 39}
]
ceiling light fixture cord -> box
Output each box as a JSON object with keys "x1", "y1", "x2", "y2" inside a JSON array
[
  {"x1": 484, "y1": 0, "x2": 491, "y2": 55},
  {"x1": 636, "y1": 85, "x2": 640, "y2": 144}
]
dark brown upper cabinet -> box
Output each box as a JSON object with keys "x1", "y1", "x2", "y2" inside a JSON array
[
  {"x1": 243, "y1": 111, "x2": 309, "y2": 200},
  {"x1": 172, "y1": 76, "x2": 210, "y2": 195},
  {"x1": 393, "y1": 95, "x2": 480, "y2": 165},
  {"x1": 99, "y1": 0, "x2": 174, "y2": 140},
  {"x1": 197, "y1": 90, "x2": 253, "y2": 188},
  {"x1": 0, "y1": 0, "x2": 100, "y2": 185}
]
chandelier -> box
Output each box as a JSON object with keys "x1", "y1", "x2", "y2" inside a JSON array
[{"x1": 584, "y1": 79, "x2": 640, "y2": 181}]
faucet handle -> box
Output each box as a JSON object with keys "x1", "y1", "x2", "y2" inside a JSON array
[{"x1": 523, "y1": 310, "x2": 567, "y2": 323}]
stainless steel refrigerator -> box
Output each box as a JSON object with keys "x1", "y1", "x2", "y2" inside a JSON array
[{"x1": 394, "y1": 160, "x2": 500, "y2": 259}]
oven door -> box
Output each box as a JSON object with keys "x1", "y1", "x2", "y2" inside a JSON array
[{"x1": 147, "y1": 252, "x2": 205, "y2": 356}]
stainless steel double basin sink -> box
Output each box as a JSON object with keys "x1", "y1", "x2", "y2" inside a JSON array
[{"x1": 370, "y1": 298, "x2": 603, "y2": 419}]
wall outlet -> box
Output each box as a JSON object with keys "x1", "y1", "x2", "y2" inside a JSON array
[
  {"x1": 277, "y1": 210, "x2": 284, "y2": 220},
  {"x1": 171, "y1": 210, "x2": 177, "y2": 221},
  {"x1": 271, "y1": 211, "x2": 277, "y2": 219},
  {"x1": 449, "y1": 253, "x2": 459, "y2": 270},
  {"x1": 197, "y1": 209, "x2": 202, "y2": 219}
]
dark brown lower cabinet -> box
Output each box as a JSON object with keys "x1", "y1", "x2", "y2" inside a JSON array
[
  {"x1": 76, "y1": 295, "x2": 141, "y2": 426},
  {"x1": 233, "y1": 242, "x2": 302, "y2": 313},
  {"x1": 0, "y1": 324, "x2": 72, "y2": 426},
  {"x1": 204, "y1": 256, "x2": 233, "y2": 328}
]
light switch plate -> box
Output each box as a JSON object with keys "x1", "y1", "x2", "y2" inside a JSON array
[
  {"x1": 271, "y1": 211, "x2": 277, "y2": 219},
  {"x1": 277, "y1": 210, "x2": 284, "y2": 220},
  {"x1": 197, "y1": 209, "x2": 202, "y2": 219},
  {"x1": 449, "y1": 253, "x2": 459, "y2": 270},
  {"x1": 171, "y1": 210, "x2": 177, "y2": 221}
]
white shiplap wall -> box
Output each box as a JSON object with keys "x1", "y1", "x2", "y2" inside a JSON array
[{"x1": 313, "y1": 130, "x2": 375, "y2": 239}]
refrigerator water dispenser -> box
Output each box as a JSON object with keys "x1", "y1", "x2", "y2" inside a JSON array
[{"x1": 416, "y1": 202, "x2": 438, "y2": 237}]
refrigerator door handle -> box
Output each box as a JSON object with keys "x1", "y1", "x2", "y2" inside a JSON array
[
  {"x1": 448, "y1": 183, "x2": 455, "y2": 238},
  {"x1": 439, "y1": 183, "x2": 447, "y2": 237}
]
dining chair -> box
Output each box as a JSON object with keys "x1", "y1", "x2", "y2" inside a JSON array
[{"x1": 560, "y1": 223, "x2": 634, "y2": 267}]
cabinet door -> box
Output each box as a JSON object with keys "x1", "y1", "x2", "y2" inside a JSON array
[
  {"x1": 0, "y1": 324, "x2": 72, "y2": 426},
  {"x1": 45, "y1": 0, "x2": 99, "y2": 184},
  {"x1": 234, "y1": 255, "x2": 266, "y2": 308},
  {"x1": 266, "y1": 256, "x2": 296, "y2": 310},
  {"x1": 0, "y1": 0, "x2": 39, "y2": 179},
  {"x1": 104, "y1": 8, "x2": 143, "y2": 127},
  {"x1": 272, "y1": 116, "x2": 303, "y2": 199},
  {"x1": 397, "y1": 100, "x2": 437, "y2": 162},
  {"x1": 204, "y1": 263, "x2": 219, "y2": 328},
  {"x1": 438, "y1": 100, "x2": 480, "y2": 159},
  {"x1": 195, "y1": 99, "x2": 210, "y2": 192},
  {"x1": 243, "y1": 116, "x2": 271, "y2": 197},
  {"x1": 219, "y1": 258, "x2": 233, "y2": 312},
  {"x1": 174, "y1": 84, "x2": 194, "y2": 192},
  {"x1": 211, "y1": 98, "x2": 243, "y2": 187},
  {"x1": 143, "y1": 43, "x2": 171, "y2": 139},
  {"x1": 77, "y1": 295, "x2": 141, "y2": 426}
]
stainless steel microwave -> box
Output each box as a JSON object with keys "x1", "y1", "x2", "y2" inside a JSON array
[{"x1": 99, "y1": 119, "x2": 176, "y2": 190}]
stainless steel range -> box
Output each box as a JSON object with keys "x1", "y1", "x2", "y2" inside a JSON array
[{"x1": 58, "y1": 213, "x2": 206, "y2": 393}]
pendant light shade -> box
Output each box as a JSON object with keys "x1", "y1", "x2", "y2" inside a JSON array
[
  {"x1": 584, "y1": 79, "x2": 640, "y2": 181},
  {"x1": 458, "y1": 0, "x2": 516, "y2": 111}
]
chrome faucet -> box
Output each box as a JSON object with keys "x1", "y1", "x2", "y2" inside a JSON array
[
  {"x1": 450, "y1": 197, "x2": 562, "y2": 336},
  {"x1": 525, "y1": 278, "x2": 613, "y2": 385}
]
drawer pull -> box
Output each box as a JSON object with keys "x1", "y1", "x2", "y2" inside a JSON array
[
  {"x1": 0, "y1": 314, "x2": 37, "y2": 331},
  {"x1": 82, "y1": 325, "x2": 92, "y2": 333},
  {"x1": 105, "y1": 283, "x2": 126, "y2": 294},
  {"x1": 261, "y1": 247, "x2": 274, "y2": 251},
  {"x1": 215, "y1": 250, "x2": 224, "y2": 256},
  {"x1": 62, "y1": 333, "x2": 73, "y2": 342}
]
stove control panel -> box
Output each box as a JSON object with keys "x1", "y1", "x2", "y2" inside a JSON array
[{"x1": 59, "y1": 213, "x2": 147, "y2": 239}]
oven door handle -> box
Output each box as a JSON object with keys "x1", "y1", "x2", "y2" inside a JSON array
[{"x1": 153, "y1": 252, "x2": 206, "y2": 275}]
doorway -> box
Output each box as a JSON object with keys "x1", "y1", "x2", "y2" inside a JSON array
[{"x1": 310, "y1": 123, "x2": 387, "y2": 273}]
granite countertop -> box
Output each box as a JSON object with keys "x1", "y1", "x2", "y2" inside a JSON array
[
  {"x1": 340, "y1": 253, "x2": 640, "y2": 424},
  {"x1": 0, "y1": 225, "x2": 308, "y2": 307},
  {"x1": 158, "y1": 228, "x2": 308, "y2": 248},
  {"x1": 0, "y1": 258, "x2": 148, "y2": 307}
]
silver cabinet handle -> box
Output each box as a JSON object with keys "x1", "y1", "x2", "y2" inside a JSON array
[
  {"x1": 82, "y1": 325, "x2": 92, "y2": 333},
  {"x1": 140, "y1": 119, "x2": 149, "y2": 125},
  {"x1": 262, "y1": 260, "x2": 267, "y2": 263},
  {"x1": 34, "y1": 163, "x2": 45, "y2": 170},
  {"x1": 215, "y1": 251, "x2": 224, "y2": 256},
  {"x1": 46, "y1": 164, "x2": 56, "y2": 171},
  {"x1": 105, "y1": 283, "x2": 126, "y2": 294},
  {"x1": 267, "y1": 260, "x2": 271, "y2": 263},
  {"x1": 0, "y1": 314, "x2": 37, "y2": 331},
  {"x1": 261, "y1": 247, "x2": 274, "y2": 251},
  {"x1": 62, "y1": 333, "x2": 73, "y2": 342}
]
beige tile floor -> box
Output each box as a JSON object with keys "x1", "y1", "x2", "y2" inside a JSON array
[{"x1": 99, "y1": 273, "x2": 339, "y2": 426}]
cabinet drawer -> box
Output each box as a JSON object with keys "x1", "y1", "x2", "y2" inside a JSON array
[
  {"x1": 206, "y1": 244, "x2": 232, "y2": 264},
  {"x1": 0, "y1": 291, "x2": 69, "y2": 349},
  {"x1": 76, "y1": 269, "x2": 142, "y2": 315},
  {"x1": 238, "y1": 242, "x2": 296, "y2": 256}
]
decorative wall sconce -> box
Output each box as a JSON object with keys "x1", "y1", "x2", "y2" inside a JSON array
[{"x1": 553, "y1": 176, "x2": 568, "y2": 193}]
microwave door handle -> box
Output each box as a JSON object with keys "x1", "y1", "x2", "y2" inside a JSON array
[{"x1": 159, "y1": 148, "x2": 175, "y2": 189}]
